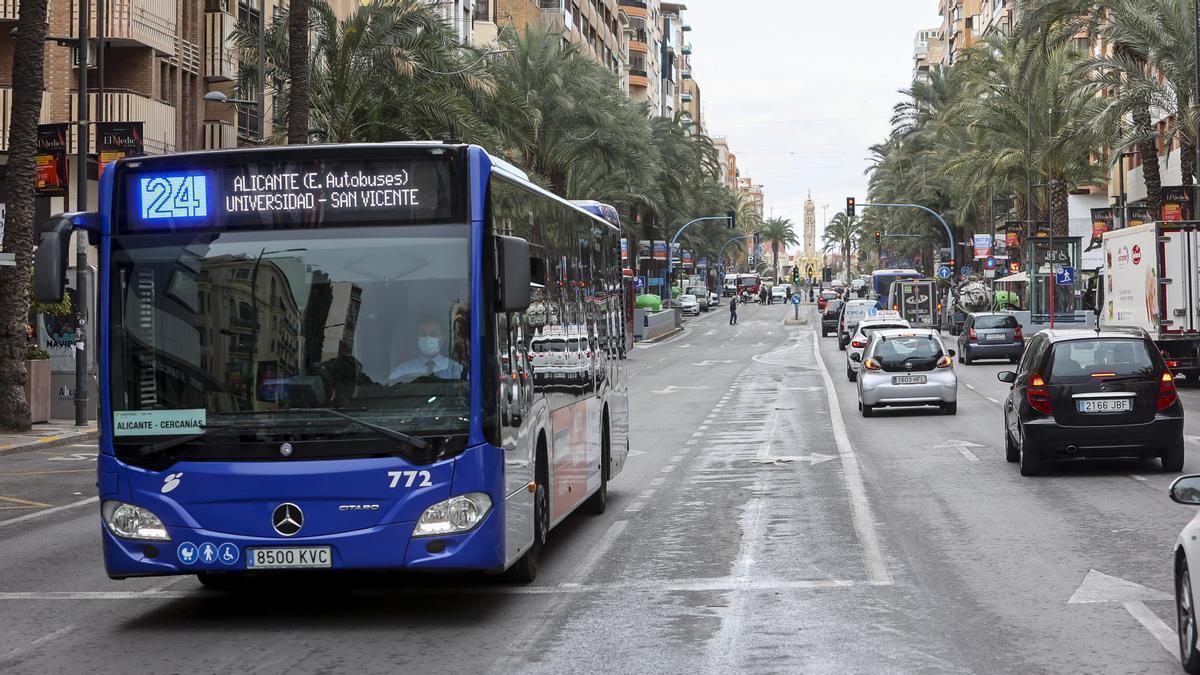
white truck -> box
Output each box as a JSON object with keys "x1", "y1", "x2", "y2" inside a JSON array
[{"x1": 1092, "y1": 222, "x2": 1200, "y2": 379}]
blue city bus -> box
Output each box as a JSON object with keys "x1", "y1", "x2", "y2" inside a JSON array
[
  {"x1": 34, "y1": 142, "x2": 630, "y2": 585},
  {"x1": 871, "y1": 268, "x2": 921, "y2": 307}
]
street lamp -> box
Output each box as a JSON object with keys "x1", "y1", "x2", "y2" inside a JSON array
[{"x1": 204, "y1": 91, "x2": 263, "y2": 142}]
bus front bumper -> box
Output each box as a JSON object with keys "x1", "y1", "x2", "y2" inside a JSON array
[{"x1": 102, "y1": 507, "x2": 505, "y2": 579}]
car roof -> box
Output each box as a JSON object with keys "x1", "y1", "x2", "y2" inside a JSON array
[
  {"x1": 871, "y1": 328, "x2": 940, "y2": 339},
  {"x1": 859, "y1": 318, "x2": 909, "y2": 326},
  {"x1": 969, "y1": 312, "x2": 1014, "y2": 318},
  {"x1": 845, "y1": 299, "x2": 878, "y2": 306},
  {"x1": 1038, "y1": 327, "x2": 1149, "y2": 342}
]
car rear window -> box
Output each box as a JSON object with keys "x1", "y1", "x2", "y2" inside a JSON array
[
  {"x1": 975, "y1": 315, "x2": 1018, "y2": 329},
  {"x1": 1047, "y1": 339, "x2": 1155, "y2": 383},
  {"x1": 822, "y1": 292, "x2": 838, "y2": 299},
  {"x1": 825, "y1": 300, "x2": 843, "y2": 313},
  {"x1": 872, "y1": 335, "x2": 944, "y2": 369},
  {"x1": 861, "y1": 323, "x2": 907, "y2": 336}
]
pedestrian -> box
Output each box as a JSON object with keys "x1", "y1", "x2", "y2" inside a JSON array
[{"x1": 729, "y1": 295, "x2": 738, "y2": 325}]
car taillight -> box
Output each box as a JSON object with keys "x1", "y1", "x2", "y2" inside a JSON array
[
  {"x1": 863, "y1": 358, "x2": 881, "y2": 371},
  {"x1": 1167, "y1": 359, "x2": 1180, "y2": 369},
  {"x1": 968, "y1": 328, "x2": 978, "y2": 341},
  {"x1": 1013, "y1": 325, "x2": 1023, "y2": 340},
  {"x1": 936, "y1": 355, "x2": 953, "y2": 368},
  {"x1": 1027, "y1": 374, "x2": 1053, "y2": 415},
  {"x1": 1158, "y1": 371, "x2": 1178, "y2": 411},
  {"x1": 852, "y1": 339, "x2": 867, "y2": 348}
]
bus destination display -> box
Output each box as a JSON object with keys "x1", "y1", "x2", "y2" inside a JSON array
[{"x1": 124, "y1": 155, "x2": 456, "y2": 230}]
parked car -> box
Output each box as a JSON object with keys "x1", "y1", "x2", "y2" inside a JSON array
[
  {"x1": 838, "y1": 299, "x2": 883, "y2": 350},
  {"x1": 958, "y1": 312, "x2": 1024, "y2": 364},
  {"x1": 852, "y1": 328, "x2": 957, "y2": 416},
  {"x1": 818, "y1": 290, "x2": 839, "y2": 311},
  {"x1": 998, "y1": 327, "x2": 1184, "y2": 476},
  {"x1": 708, "y1": 290, "x2": 720, "y2": 307},
  {"x1": 846, "y1": 314, "x2": 910, "y2": 382},
  {"x1": 685, "y1": 287, "x2": 710, "y2": 312},
  {"x1": 678, "y1": 294, "x2": 700, "y2": 316},
  {"x1": 820, "y1": 299, "x2": 845, "y2": 337},
  {"x1": 771, "y1": 285, "x2": 790, "y2": 302},
  {"x1": 1169, "y1": 474, "x2": 1200, "y2": 673}
]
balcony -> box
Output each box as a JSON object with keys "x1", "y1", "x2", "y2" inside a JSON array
[
  {"x1": 629, "y1": 69, "x2": 649, "y2": 89},
  {"x1": 681, "y1": 42, "x2": 692, "y2": 55},
  {"x1": 618, "y1": 0, "x2": 647, "y2": 19},
  {"x1": 0, "y1": 88, "x2": 54, "y2": 151},
  {"x1": 0, "y1": 0, "x2": 17, "y2": 21},
  {"x1": 680, "y1": 92, "x2": 692, "y2": 103},
  {"x1": 70, "y1": 90, "x2": 176, "y2": 154},
  {"x1": 681, "y1": 70, "x2": 692, "y2": 79},
  {"x1": 629, "y1": 39, "x2": 648, "y2": 54},
  {"x1": 205, "y1": 11, "x2": 237, "y2": 81},
  {"x1": 73, "y1": 0, "x2": 178, "y2": 56}
]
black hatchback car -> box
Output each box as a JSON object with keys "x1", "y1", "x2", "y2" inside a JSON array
[
  {"x1": 998, "y1": 328, "x2": 1184, "y2": 476},
  {"x1": 820, "y1": 299, "x2": 844, "y2": 337}
]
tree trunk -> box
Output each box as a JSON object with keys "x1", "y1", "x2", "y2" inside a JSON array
[
  {"x1": 1132, "y1": 105, "x2": 1163, "y2": 219},
  {"x1": 1050, "y1": 178, "x2": 1070, "y2": 238},
  {"x1": 1181, "y1": 133, "x2": 1195, "y2": 189},
  {"x1": 771, "y1": 242, "x2": 779, "y2": 281},
  {"x1": 287, "y1": 0, "x2": 309, "y2": 145},
  {"x1": 0, "y1": 0, "x2": 50, "y2": 432}
]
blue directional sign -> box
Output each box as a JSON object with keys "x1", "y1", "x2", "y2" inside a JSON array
[
  {"x1": 791, "y1": 294, "x2": 801, "y2": 305},
  {"x1": 937, "y1": 265, "x2": 952, "y2": 280},
  {"x1": 960, "y1": 265, "x2": 973, "y2": 278},
  {"x1": 983, "y1": 256, "x2": 997, "y2": 271},
  {"x1": 633, "y1": 276, "x2": 645, "y2": 290},
  {"x1": 1055, "y1": 266, "x2": 1076, "y2": 285}
]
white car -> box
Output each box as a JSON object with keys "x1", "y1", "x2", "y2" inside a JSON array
[
  {"x1": 1172, "y1": 475, "x2": 1200, "y2": 672},
  {"x1": 678, "y1": 294, "x2": 700, "y2": 316},
  {"x1": 685, "y1": 287, "x2": 710, "y2": 312},
  {"x1": 771, "y1": 285, "x2": 790, "y2": 302},
  {"x1": 846, "y1": 314, "x2": 910, "y2": 382},
  {"x1": 708, "y1": 290, "x2": 720, "y2": 307}
]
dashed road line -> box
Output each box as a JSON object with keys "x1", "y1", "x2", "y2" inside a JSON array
[
  {"x1": 0, "y1": 496, "x2": 97, "y2": 529},
  {"x1": 0, "y1": 625, "x2": 75, "y2": 664},
  {"x1": 661, "y1": 465, "x2": 676, "y2": 473}
]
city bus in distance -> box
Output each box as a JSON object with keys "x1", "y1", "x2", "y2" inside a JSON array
[
  {"x1": 871, "y1": 268, "x2": 921, "y2": 307},
  {"x1": 34, "y1": 142, "x2": 631, "y2": 585}
]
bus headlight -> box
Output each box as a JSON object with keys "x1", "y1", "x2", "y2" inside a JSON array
[
  {"x1": 102, "y1": 501, "x2": 171, "y2": 541},
  {"x1": 413, "y1": 493, "x2": 492, "y2": 537}
]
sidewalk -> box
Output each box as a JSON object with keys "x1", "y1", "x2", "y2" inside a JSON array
[{"x1": 0, "y1": 419, "x2": 99, "y2": 458}]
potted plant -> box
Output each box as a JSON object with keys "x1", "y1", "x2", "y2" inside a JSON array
[{"x1": 23, "y1": 346, "x2": 52, "y2": 424}]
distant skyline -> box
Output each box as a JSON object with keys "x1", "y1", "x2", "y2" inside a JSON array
[{"x1": 685, "y1": 1, "x2": 941, "y2": 247}]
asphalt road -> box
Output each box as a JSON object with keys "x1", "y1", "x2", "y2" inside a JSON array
[{"x1": 0, "y1": 299, "x2": 1196, "y2": 673}]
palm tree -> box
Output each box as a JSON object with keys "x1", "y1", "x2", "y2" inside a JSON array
[
  {"x1": 759, "y1": 218, "x2": 798, "y2": 282},
  {"x1": 0, "y1": 0, "x2": 51, "y2": 431},
  {"x1": 288, "y1": 0, "x2": 309, "y2": 144}
]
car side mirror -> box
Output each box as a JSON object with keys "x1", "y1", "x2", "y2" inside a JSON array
[
  {"x1": 849, "y1": 353, "x2": 862, "y2": 363},
  {"x1": 1171, "y1": 475, "x2": 1200, "y2": 505},
  {"x1": 947, "y1": 349, "x2": 956, "y2": 357},
  {"x1": 497, "y1": 235, "x2": 531, "y2": 313},
  {"x1": 997, "y1": 371, "x2": 1017, "y2": 384}
]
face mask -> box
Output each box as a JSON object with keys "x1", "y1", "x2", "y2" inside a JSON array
[{"x1": 419, "y1": 336, "x2": 441, "y2": 357}]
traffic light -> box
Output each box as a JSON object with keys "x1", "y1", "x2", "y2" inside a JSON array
[
  {"x1": 874, "y1": 231, "x2": 882, "y2": 244},
  {"x1": 846, "y1": 197, "x2": 856, "y2": 219},
  {"x1": 726, "y1": 210, "x2": 736, "y2": 229}
]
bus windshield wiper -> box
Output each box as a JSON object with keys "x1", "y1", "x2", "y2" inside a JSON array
[
  {"x1": 285, "y1": 408, "x2": 429, "y2": 450},
  {"x1": 137, "y1": 424, "x2": 243, "y2": 457}
]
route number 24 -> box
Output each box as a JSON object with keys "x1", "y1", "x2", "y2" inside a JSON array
[{"x1": 388, "y1": 470, "x2": 432, "y2": 488}]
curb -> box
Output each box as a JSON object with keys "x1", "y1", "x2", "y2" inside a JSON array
[
  {"x1": 0, "y1": 428, "x2": 99, "y2": 458},
  {"x1": 642, "y1": 327, "x2": 685, "y2": 344}
]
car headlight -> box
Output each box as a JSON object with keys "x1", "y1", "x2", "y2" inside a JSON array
[
  {"x1": 102, "y1": 501, "x2": 171, "y2": 541},
  {"x1": 413, "y1": 493, "x2": 492, "y2": 537}
]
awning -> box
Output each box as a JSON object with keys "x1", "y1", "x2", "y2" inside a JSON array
[{"x1": 994, "y1": 271, "x2": 1027, "y2": 283}]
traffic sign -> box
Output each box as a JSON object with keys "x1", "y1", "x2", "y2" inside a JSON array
[
  {"x1": 960, "y1": 265, "x2": 973, "y2": 278},
  {"x1": 937, "y1": 265, "x2": 952, "y2": 280},
  {"x1": 633, "y1": 276, "x2": 645, "y2": 290},
  {"x1": 983, "y1": 256, "x2": 997, "y2": 271},
  {"x1": 791, "y1": 294, "x2": 801, "y2": 305},
  {"x1": 1055, "y1": 266, "x2": 1076, "y2": 285}
]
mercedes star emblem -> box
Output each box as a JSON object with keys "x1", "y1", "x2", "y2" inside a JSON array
[
  {"x1": 272, "y1": 503, "x2": 304, "y2": 536},
  {"x1": 279, "y1": 442, "x2": 294, "y2": 457}
]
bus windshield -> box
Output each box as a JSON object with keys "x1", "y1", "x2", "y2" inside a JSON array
[{"x1": 108, "y1": 225, "x2": 471, "y2": 464}]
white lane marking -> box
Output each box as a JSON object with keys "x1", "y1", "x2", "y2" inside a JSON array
[
  {"x1": 638, "y1": 490, "x2": 654, "y2": 499},
  {"x1": 0, "y1": 496, "x2": 97, "y2": 529},
  {"x1": 1128, "y1": 474, "x2": 1148, "y2": 483},
  {"x1": 692, "y1": 431, "x2": 704, "y2": 437},
  {"x1": 651, "y1": 477, "x2": 666, "y2": 486},
  {"x1": 670, "y1": 456, "x2": 683, "y2": 463},
  {"x1": 679, "y1": 448, "x2": 692, "y2": 454},
  {"x1": 986, "y1": 397, "x2": 1000, "y2": 404},
  {"x1": 957, "y1": 447, "x2": 980, "y2": 462},
  {"x1": 661, "y1": 465, "x2": 676, "y2": 473},
  {"x1": 812, "y1": 331, "x2": 894, "y2": 585},
  {"x1": 625, "y1": 502, "x2": 644, "y2": 512},
  {"x1": 1124, "y1": 599, "x2": 1179, "y2": 657},
  {"x1": 0, "y1": 625, "x2": 75, "y2": 664},
  {"x1": 686, "y1": 439, "x2": 698, "y2": 445},
  {"x1": 964, "y1": 383, "x2": 976, "y2": 390},
  {"x1": 0, "y1": 578, "x2": 874, "y2": 600},
  {"x1": 568, "y1": 520, "x2": 628, "y2": 585}
]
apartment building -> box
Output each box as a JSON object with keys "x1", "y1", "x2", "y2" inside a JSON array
[
  {"x1": 501, "y1": 0, "x2": 626, "y2": 76},
  {"x1": 712, "y1": 136, "x2": 737, "y2": 191},
  {"x1": 620, "y1": 0, "x2": 662, "y2": 115},
  {"x1": 913, "y1": 28, "x2": 942, "y2": 83},
  {"x1": 938, "y1": 0, "x2": 981, "y2": 66},
  {"x1": 738, "y1": 177, "x2": 764, "y2": 219},
  {"x1": 659, "y1": 0, "x2": 684, "y2": 119}
]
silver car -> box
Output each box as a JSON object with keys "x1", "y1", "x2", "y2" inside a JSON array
[
  {"x1": 678, "y1": 294, "x2": 700, "y2": 316},
  {"x1": 845, "y1": 315, "x2": 910, "y2": 382},
  {"x1": 852, "y1": 328, "x2": 958, "y2": 416}
]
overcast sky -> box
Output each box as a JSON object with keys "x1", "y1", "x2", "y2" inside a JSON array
[{"x1": 685, "y1": 1, "x2": 941, "y2": 249}]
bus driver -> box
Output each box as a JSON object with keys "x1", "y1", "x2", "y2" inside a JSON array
[{"x1": 388, "y1": 317, "x2": 465, "y2": 383}]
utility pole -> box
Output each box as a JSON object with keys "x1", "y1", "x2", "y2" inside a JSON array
[
  {"x1": 1194, "y1": 0, "x2": 1200, "y2": 218},
  {"x1": 74, "y1": 0, "x2": 91, "y2": 426}
]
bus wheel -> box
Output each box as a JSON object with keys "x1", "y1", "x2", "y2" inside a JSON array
[
  {"x1": 581, "y1": 419, "x2": 610, "y2": 515},
  {"x1": 505, "y1": 452, "x2": 548, "y2": 583}
]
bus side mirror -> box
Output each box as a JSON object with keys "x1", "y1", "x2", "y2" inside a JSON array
[
  {"x1": 33, "y1": 217, "x2": 74, "y2": 303},
  {"x1": 498, "y1": 235, "x2": 531, "y2": 313}
]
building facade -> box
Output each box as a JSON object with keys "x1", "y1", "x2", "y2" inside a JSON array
[
  {"x1": 913, "y1": 27, "x2": 942, "y2": 83},
  {"x1": 500, "y1": 0, "x2": 626, "y2": 77}
]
